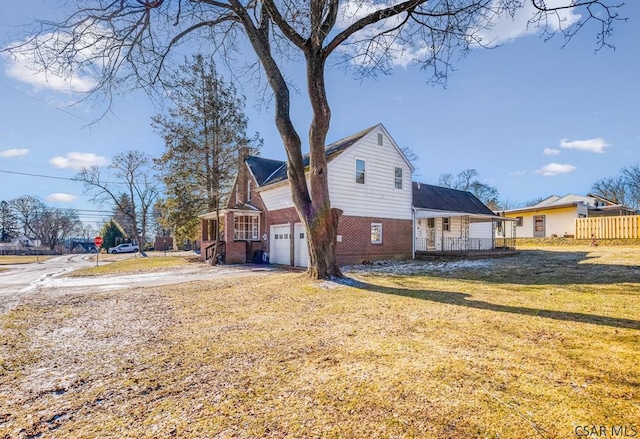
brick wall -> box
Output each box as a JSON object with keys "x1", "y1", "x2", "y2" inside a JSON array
[
  {"x1": 336, "y1": 216, "x2": 412, "y2": 265},
  {"x1": 221, "y1": 180, "x2": 413, "y2": 266}
]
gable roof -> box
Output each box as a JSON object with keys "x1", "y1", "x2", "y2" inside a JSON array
[
  {"x1": 412, "y1": 182, "x2": 496, "y2": 216},
  {"x1": 246, "y1": 156, "x2": 286, "y2": 186},
  {"x1": 245, "y1": 125, "x2": 385, "y2": 188},
  {"x1": 532, "y1": 193, "x2": 616, "y2": 208}
]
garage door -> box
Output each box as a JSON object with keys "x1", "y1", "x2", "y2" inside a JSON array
[
  {"x1": 294, "y1": 223, "x2": 309, "y2": 268},
  {"x1": 270, "y1": 224, "x2": 291, "y2": 265}
]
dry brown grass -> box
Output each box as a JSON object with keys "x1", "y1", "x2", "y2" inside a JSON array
[
  {"x1": 70, "y1": 254, "x2": 199, "y2": 277},
  {"x1": 0, "y1": 256, "x2": 54, "y2": 265},
  {"x1": 1, "y1": 246, "x2": 639, "y2": 438}
]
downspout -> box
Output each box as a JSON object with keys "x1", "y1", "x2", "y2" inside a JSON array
[{"x1": 412, "y1": 208, "x2": 416, "y2": 260}]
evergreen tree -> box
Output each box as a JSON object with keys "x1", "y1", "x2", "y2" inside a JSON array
[
  {"x1": 152, "y1": 55, "x2": 261, "y2": 250},
  {"x1": 100, "y1": 219, "x2": 126, "y2": 250},
  {"x1": 0, "y1": 201, "x2": 19, "y2": 242}
]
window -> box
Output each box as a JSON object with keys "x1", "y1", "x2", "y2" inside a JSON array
[
  {"x1": 355, "y1": 159, "x2": 365, "y2": 184},
  {"x1": 442, "y1": 217, "x2": 450, "y2": 232},
  {"x1": 234, "y1": 215, "x2": 259, "y2": 240},
  {"x1": 427, "y1": 218, "x2": 435, "y2": 228},
  {"x1": 515, "y1": 216, "x2": 524, "y2": 227},
  {"x1": 371, "y1": 223, "x2": 382, "y2": 244},
  {"x1": 377, "y1": 133, "x2": 383, "y2": 145},
  {"x1": 394, "y1": 167, "x2": 403, "y2": 189},
  {"x1": 247, "y1": 181, "x2": 252, "y2": 201}
]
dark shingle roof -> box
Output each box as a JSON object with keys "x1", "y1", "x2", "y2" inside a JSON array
[
  {"x1": 247, "y1": 126, "x2": 377, "y2": 187},
  {"x1": 412, "y1": 182, "x2": 496, "y2": 216},
  {"x1": 245, "y1": 156, "x2": 286, "y2": 186}
]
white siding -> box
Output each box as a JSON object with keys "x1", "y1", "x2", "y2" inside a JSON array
[
  {"x1": 327, "y1": 127, "x2": 413, "y2": 219},
  {"x1": 470, "y1": 221, "x2": 493, "y2": 239},
  {"x1": 259, "y1": 126, "x2": 413, "y2": 220},
  {"x1": 260, "y1": 183, "x2": 294, "y2": 212}
]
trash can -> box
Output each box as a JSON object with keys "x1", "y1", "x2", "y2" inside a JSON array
[{"x1": 253, "y1": 249, "x2": 264, "y2": 264}]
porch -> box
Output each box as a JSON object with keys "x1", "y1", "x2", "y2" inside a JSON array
[{"x1": 413, "y1": 210, "x2": 516, "y2": 258}]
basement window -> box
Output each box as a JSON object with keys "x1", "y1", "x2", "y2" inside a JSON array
[{"x1": 371, "y1": 223, "x2": 383, "y2": 244}]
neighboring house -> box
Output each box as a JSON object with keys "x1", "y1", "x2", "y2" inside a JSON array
[
  {"x1": 200, "y1": 124, "x2": 511, "y2": 267},
  {"x1": 496, "y1": 194, "x2": 637, "y2": 238}
]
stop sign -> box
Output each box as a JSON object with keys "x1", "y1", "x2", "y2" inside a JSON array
[{"x1": 94, "y1": 236, "x2": 104, "y2": 246}]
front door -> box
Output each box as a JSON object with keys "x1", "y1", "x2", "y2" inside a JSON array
[{"x1": 533, "y1": 215, "x2": 545, "y2": 237}]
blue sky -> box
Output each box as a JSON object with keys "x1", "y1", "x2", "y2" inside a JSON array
[{"x1": 0, "y1": 1, "x2": 638, "y2": 227}]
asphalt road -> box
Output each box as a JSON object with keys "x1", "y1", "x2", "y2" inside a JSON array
[{"x1": 0, "y1": 254, "x2": 276, "y2": 314}]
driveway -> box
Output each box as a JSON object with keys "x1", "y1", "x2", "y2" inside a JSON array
[{"x1": 0, "y1": 254, "x2": 276, "y2": 314}]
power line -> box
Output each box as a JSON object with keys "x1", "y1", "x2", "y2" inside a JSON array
[
  {"x1": 0, "y1": 169, "x2": 76, "y2": 181},
  {"x1": 0, "y1": 81, "x2": 92, "y2": 123}
]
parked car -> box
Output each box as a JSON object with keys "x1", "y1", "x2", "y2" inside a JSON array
[{"x1": 108, "y1": 243, "x2": 139, "y2": 254}]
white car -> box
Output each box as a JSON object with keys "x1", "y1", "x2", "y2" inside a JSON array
[{"x1": 108, "y1": 243, "x2": 140, "y2": 254}]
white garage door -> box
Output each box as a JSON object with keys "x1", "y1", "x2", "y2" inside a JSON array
[
  {"x1": 270, "y1": 224, "x2": 291, "y2": 265},
  {"x1": 294, "y1": 223, "x2": 309, "y2": 268}
]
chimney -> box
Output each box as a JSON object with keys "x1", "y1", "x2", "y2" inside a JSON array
[{"x1": 236, "y1": 144, "x2": 249, "y2": 204}]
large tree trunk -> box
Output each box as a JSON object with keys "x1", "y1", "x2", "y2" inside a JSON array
[
  {"x1": 300, "y1": 46, "x2": 342, "y2": 278},
  {"x1": 238, "y1": 4, "x2": 342, "y2": 279}
]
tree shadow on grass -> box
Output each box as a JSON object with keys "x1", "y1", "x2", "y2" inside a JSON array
[
  {"x1": 357, "y1": 249, "x2": 640, "y2": 286},
  {"x1": 341, "y1": 278, "x2": 640, "y2": 331}
]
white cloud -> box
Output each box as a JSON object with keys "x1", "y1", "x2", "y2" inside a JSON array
[
  {"x1": 4, "y1": 52, "x2": 98, "y2": 93},
  {"x1": 46, "y1": 193, "x2": 77, "y2": 203},
  {"x1": 336, "y1": 0, "x2": 582, "y2": 69},
  {"x1": 50, "y1": 152, "x2": 108, "y2": 169},
  {"x1": 0, "y1": 148, "x2": 30, "y2": 158},
  {"x1": 560, "y1": 138, "x2": 610, "y2": 153},
  {"x1": 474, "y1": 0, "x2": 581, "y2": 47},
  {"x1": 536, "y1": 163, "x2": 576, "y2": 176},
  {"x1": 543, "y1": 148, "x2": 561, "y2": 156},
  {"x1": 1, "y1": 24, "x2": 112, "y2": 93}
]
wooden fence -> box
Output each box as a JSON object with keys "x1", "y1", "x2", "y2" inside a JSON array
[{"x1": 575, "y1": 215, "x2": 640, "y2": 239}]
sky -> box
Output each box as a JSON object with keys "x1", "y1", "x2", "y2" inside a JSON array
[{"x1": 0, "y1": 1, "x2": 638, "y2": 228}]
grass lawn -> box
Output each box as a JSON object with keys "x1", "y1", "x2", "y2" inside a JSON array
[
  {"x1": 0, "y1": 255, "x2": 53, "y2": 265},
  {"x1": 70, "y1": 254, "x2": 200, "y2": 277},
  {"x1": 0, "y1": 246, "x2": 638, "y2": 438}
]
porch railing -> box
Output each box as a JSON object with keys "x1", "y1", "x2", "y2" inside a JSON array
[
  {"x1": 415, "y1": 237, "x2": 501, "y2": 252},
  {"x1": 205, "y1": 240, "x2": 226, "y2": 263}
]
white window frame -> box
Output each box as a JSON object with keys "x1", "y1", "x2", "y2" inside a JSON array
[
  {"x1": 247, "y1": 180, "x2": 252, "y2": 201},
  {"x1": 234, "y1": 215, "x2": 259, "y2": 240},
  {"x1": 394, "y1": 166, "x2": 403, "y2": 189},
  {"x1": 515, "y1": 216, "x2": 524, "y2": 227},
  {"x1": 355, "y1": 158, "x2": 366, "y2": 184},
  {"x1": 442, "y1": 217, "x2": 450, "y2": 232},
  {"x1": 371, "y1": 223, "x2": 383, "y2": 244},
  {"x1": 377, "y1": 133, "x2": 383, "y2": 145}
]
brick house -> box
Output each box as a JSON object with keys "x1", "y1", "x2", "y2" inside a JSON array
[{"x1": 200, "y1": 124, "x2": 508, "y2": 266}]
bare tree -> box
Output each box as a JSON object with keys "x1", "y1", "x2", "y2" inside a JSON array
[
  {"x1": 438, "y1": 169, "x2": 499, "y2": 209},
  {"x1": 592, "y1": 164, "x2": 640, "y2": 209},
  {"x1": 76, "y1": 150, "x2": 161, "y2": 255},
  {"x1": 9, "y1": 195, "x2": 44, "y2": 239},
  {"x1": 3, "y1": 0, "x2": 624, "y2": 278},
  {"x1": 9, "y1": 196, "x2": 81, "y2": 250}
]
